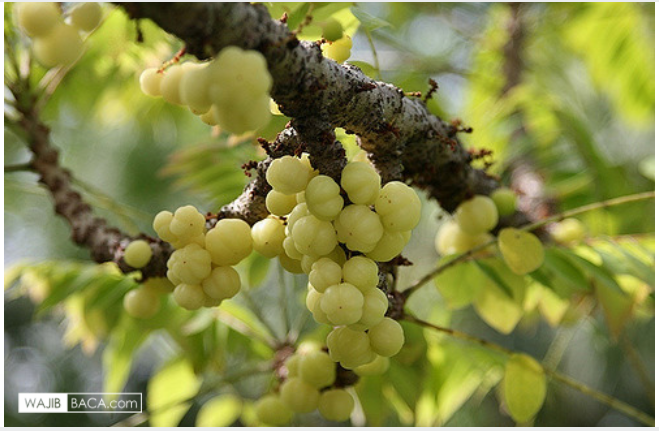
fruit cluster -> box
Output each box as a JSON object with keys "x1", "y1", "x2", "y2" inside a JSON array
[
  {"x1": 15, "y1": 2, "x2": 102, "y2": 68},
  {"x1": 139, "y1": 46, "x2": 272, "y2": 134},
  {"x1": 435, "y1": 188, "x2": 546, "y2": 275},
  {"x1": 255, "y1": 346, "x2": 390, "y2": 425},
  {"x1": 258, "y1": 155, "x2": 417, "y2": 368},
  {"x1": 150, "y1": 205, "x2": 252, "y2": 311}
]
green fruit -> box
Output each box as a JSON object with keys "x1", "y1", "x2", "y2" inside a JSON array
[
  {"x1": 33, "y1": 23, "x2": 83, "y2": 67},
  {"x1": 551, "y1": 218, "x2": 586, "y2": 245},
  {"x1": 368, "y1": 317, "x2": 404, "y2": 357},
  {"x1": 322, "y1": 18, "x2": 344, "y2": 42},
  {"x1": 16, "y1": 2, "x2": 62, "y2": 37},
  {"x1": 299, "y1": 351, "x2": 336, "y2": 389},
  {"x1": 279, "y1": 377, "x2": 320, "y2": 413},
  {"x1": 255, "y1": 394, "x2": 293, "y2": 426},
  {"x1": 69, "y1": 2, "x2": 102, "y2": 32},
  {"x1": 375, "y1": 181, "x2": 421, "y2": 232},
  {"x1": 318, "y1": 389, "x2": 354, "y2": 422},
  {"x1": 491, "y1": 188, "x2": 517, "y2": 217},
  {"x1": 454, "y1": 195, "x2": 499, "y2": 235},
  {"x1": 498, "y1": 228, "x2": 545, "y2": 275},
  {"x1": 201, "y1": 266, "x2": 241, "y2": 300},
  {"x1": 124, "y1": 240, "x2": 152, "y2": 269},
  {"x1": 320, "y1": 283, "x2": 364, "y2": 326},
  {"x1": 123, "y1": 286, "x2": 160, "y2": 319},
  {"x1": 172, "y1": 283, "x2": 206, "y2": 311}
]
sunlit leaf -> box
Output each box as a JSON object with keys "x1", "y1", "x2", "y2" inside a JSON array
[
  {"x1": 434, "y1": 258, "x2": 485, "y2": 309},
  {"x1": 196, "y1": 394, "x2": 243, "y2": 427},
  {"x1": 503, "y1": 354, "x2": 546, "y2": 423},
  {"x1": 148, "y1": 358, "x2": 201, "y2": 427}
]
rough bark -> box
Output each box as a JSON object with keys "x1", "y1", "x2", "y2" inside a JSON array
[{"x1": 117, "y1": 2, "x2": 499, "y2": 213}]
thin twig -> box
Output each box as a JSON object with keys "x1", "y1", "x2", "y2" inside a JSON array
[
  {"x1": 277, "y1": 264, "x2": 290, "y2": 339},
  {"x1": 403, "y1": 191, "x2": 655, "y2": 299},
  {"x1": 405, "y1": 314, "x2": 655, "y2": 427}
]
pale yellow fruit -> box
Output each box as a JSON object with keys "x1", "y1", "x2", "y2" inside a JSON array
[{"x1": 33, "y1": 23, "x2": 83, "y2": 67}]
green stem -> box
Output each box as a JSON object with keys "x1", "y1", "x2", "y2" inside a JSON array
[
  {"x1": 403, "y1": 191, "x2": 655, "y2": 299},
  {"x1": 364, "y1": 28, "x2": 383, "y2": 81},
  {"x1": 404, "y1": 315, "x2": 655, "y2": 427},
  {"x1": 277, "y1": 264, "x2": 290, "y2": 339}
]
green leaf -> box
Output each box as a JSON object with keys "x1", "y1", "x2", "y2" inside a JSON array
[
  {"x1": 351, "y1": 6, "x2": 393, "y2": 32},
  {"x1": 473, "y1": 259, "x2": 514, "y2": 298},
  {"x1": 503, "y1": 354, "x2": 547, "y2": 423},
  {"x1": 542, "y1": 248, "x2": 592, "y2": 297},
  {"x1": 217, "y1": 301, "x2": 274, "y2": 345},
  {"x1": 565, "y1": 252, "x2": 626, "y2": 296},
  {"x1": 196, "y1": 394, "x2": 243, "y2": 427},
  {"x1": 473, "y1": 259, "x2": 526, "y2": 334},
  {"x1": 537, "y1": 285, "x2": 570, "y2": 327},
  {"x1": 497, "y1": 228, "x2": 545, "y2": 275},
  {"x1": 148, "y1": 358, "x2": 201, "y2": 427},
  {"x1": 103, "y1": 316, "x2": 150, "y2": 393},
  {"x1": 245, "y1": 253, "x2": 271, "y2": 288},
  {"x1": 434, "y1": 258, "x2": 485, "y2": 309}
]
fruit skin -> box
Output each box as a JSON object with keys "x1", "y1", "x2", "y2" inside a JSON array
[
  {"x1": 454, "y1": 195, "x2": 499, "y2": 235},
  {"x1": 327, "y1": 326, "x2": 375, "y2": 369},
  {"x1": 265, "y1": 190, "x2": 297, "y2": 216},
  {"x1": 33, "y1": 23, "x2": 83, "y2": 67},
  {"x1": 266, "y1": 156, "x2": 312, "y2": 195},
  {"x1": 366, "y1": 230, "x2": 409, "y2": 262},
  {"x1": 368, "y1": 317, "x2": 405, "y2": 357},
  {"x1": 353, "y1": 355, "x2": 390, "y2": 376},
  {"x1": 336, "y1": 205, "x2": 384, "y2": 253},
  {"x1": 16, "y1": 2, "x2": 62, "y2": 38},
  {"x1": 201, "y1": 266, "x2": 241, "y2": 300},
  {"x1": 160, "y1": 63, "x2": 193, "y2": 106},
  {"x1": 205, "y1": 218, "x2": 253, "y2": 266},
  {"x1": 320, "y1": 283, "x2": 364, "y2": 326},
  {"x1": 278, "y1": 253, "x2": 304, "y2": 274},
  {"x1": 124, "y1": 240, "x2": 153, "y2": 269},
  {"x1": 179, "y1": 62, "x2": 212, "y2": 113},
  {"x1": 309, "y1": 257, "x2": 342, "y2": 293},
  {"x1": 322, "y1": 18, "x2": 344, "y2": 42},
  {"x1": 342, "y1": 256, "x2": 379, "y2": 292},
  {"x1": 69, "y1": 2, "x2": 103, "y2": 32},
  {"x1": 318, "y1": 389, "x2": 354, "y2": 422},
  {"x1": 375, "y1": 181, "x2": 422, "y2": 232},
  {"x1": 166, "y1": 243, "x2": 212, "y2": 285},
  {"x1": 279, "y1": 377, "x2": 320, "y2": 413},
  {"x1": 491, "y1": 188, "x2": 517, "y2": 217},
  {"x1": 123, "y1": 286, "x2": 160, "y2": 319},
  {"x1": 305, "y1": 175, "x2": 344, "y2": 221},
  {"x1": 255, "y1": 394, "x2": 293, "y2": 426},
  {"x1": 299, "y1": 351, "x2": 336, "y2": 389},
  {"x1": 173, "y1": 283, "x2": 206, "y2": 310},
  {"x1": 140, "y1": 68, "x2": 164, "y2": 97},
  {"x1": 551, "y1": 218, "x2": 586, "y2": 245},
  {"x1": 498, "y1": 228, "x2": 545, "y2": 275},
  {"x1": 251, "y1": 217, "x2": 286, "y2": 258},
  {"x1": 350, "y1": 287, "x2": 388, "y2": 330},
  {"x1": 435, "y1": 219, "x2": 494, "y2": 255},
  {"x1": 322, "y1": 35, "x2": 352, "y2": 63},
  {"x1": 341, "y1": 161, "x2": 381, "y2": 205},
  {"x1": 291, "y1": 215, "x2": 337, "y2": 256}
]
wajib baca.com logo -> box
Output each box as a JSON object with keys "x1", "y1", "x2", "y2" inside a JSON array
[{"x1": 18, "y1": 393, "x2": 141, "y2": 413}]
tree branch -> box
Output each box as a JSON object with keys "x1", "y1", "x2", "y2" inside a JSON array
[
  {"x1": 116, "y1": 2, "x2": 499, "y2": 212},
  {"x1": 14, "y1": 101, "x2": 172, "y2": 279}
]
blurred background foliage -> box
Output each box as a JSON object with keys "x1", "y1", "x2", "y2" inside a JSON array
[{"x1": 4, "y1": 2, "x2": 654, "y2": 427}]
